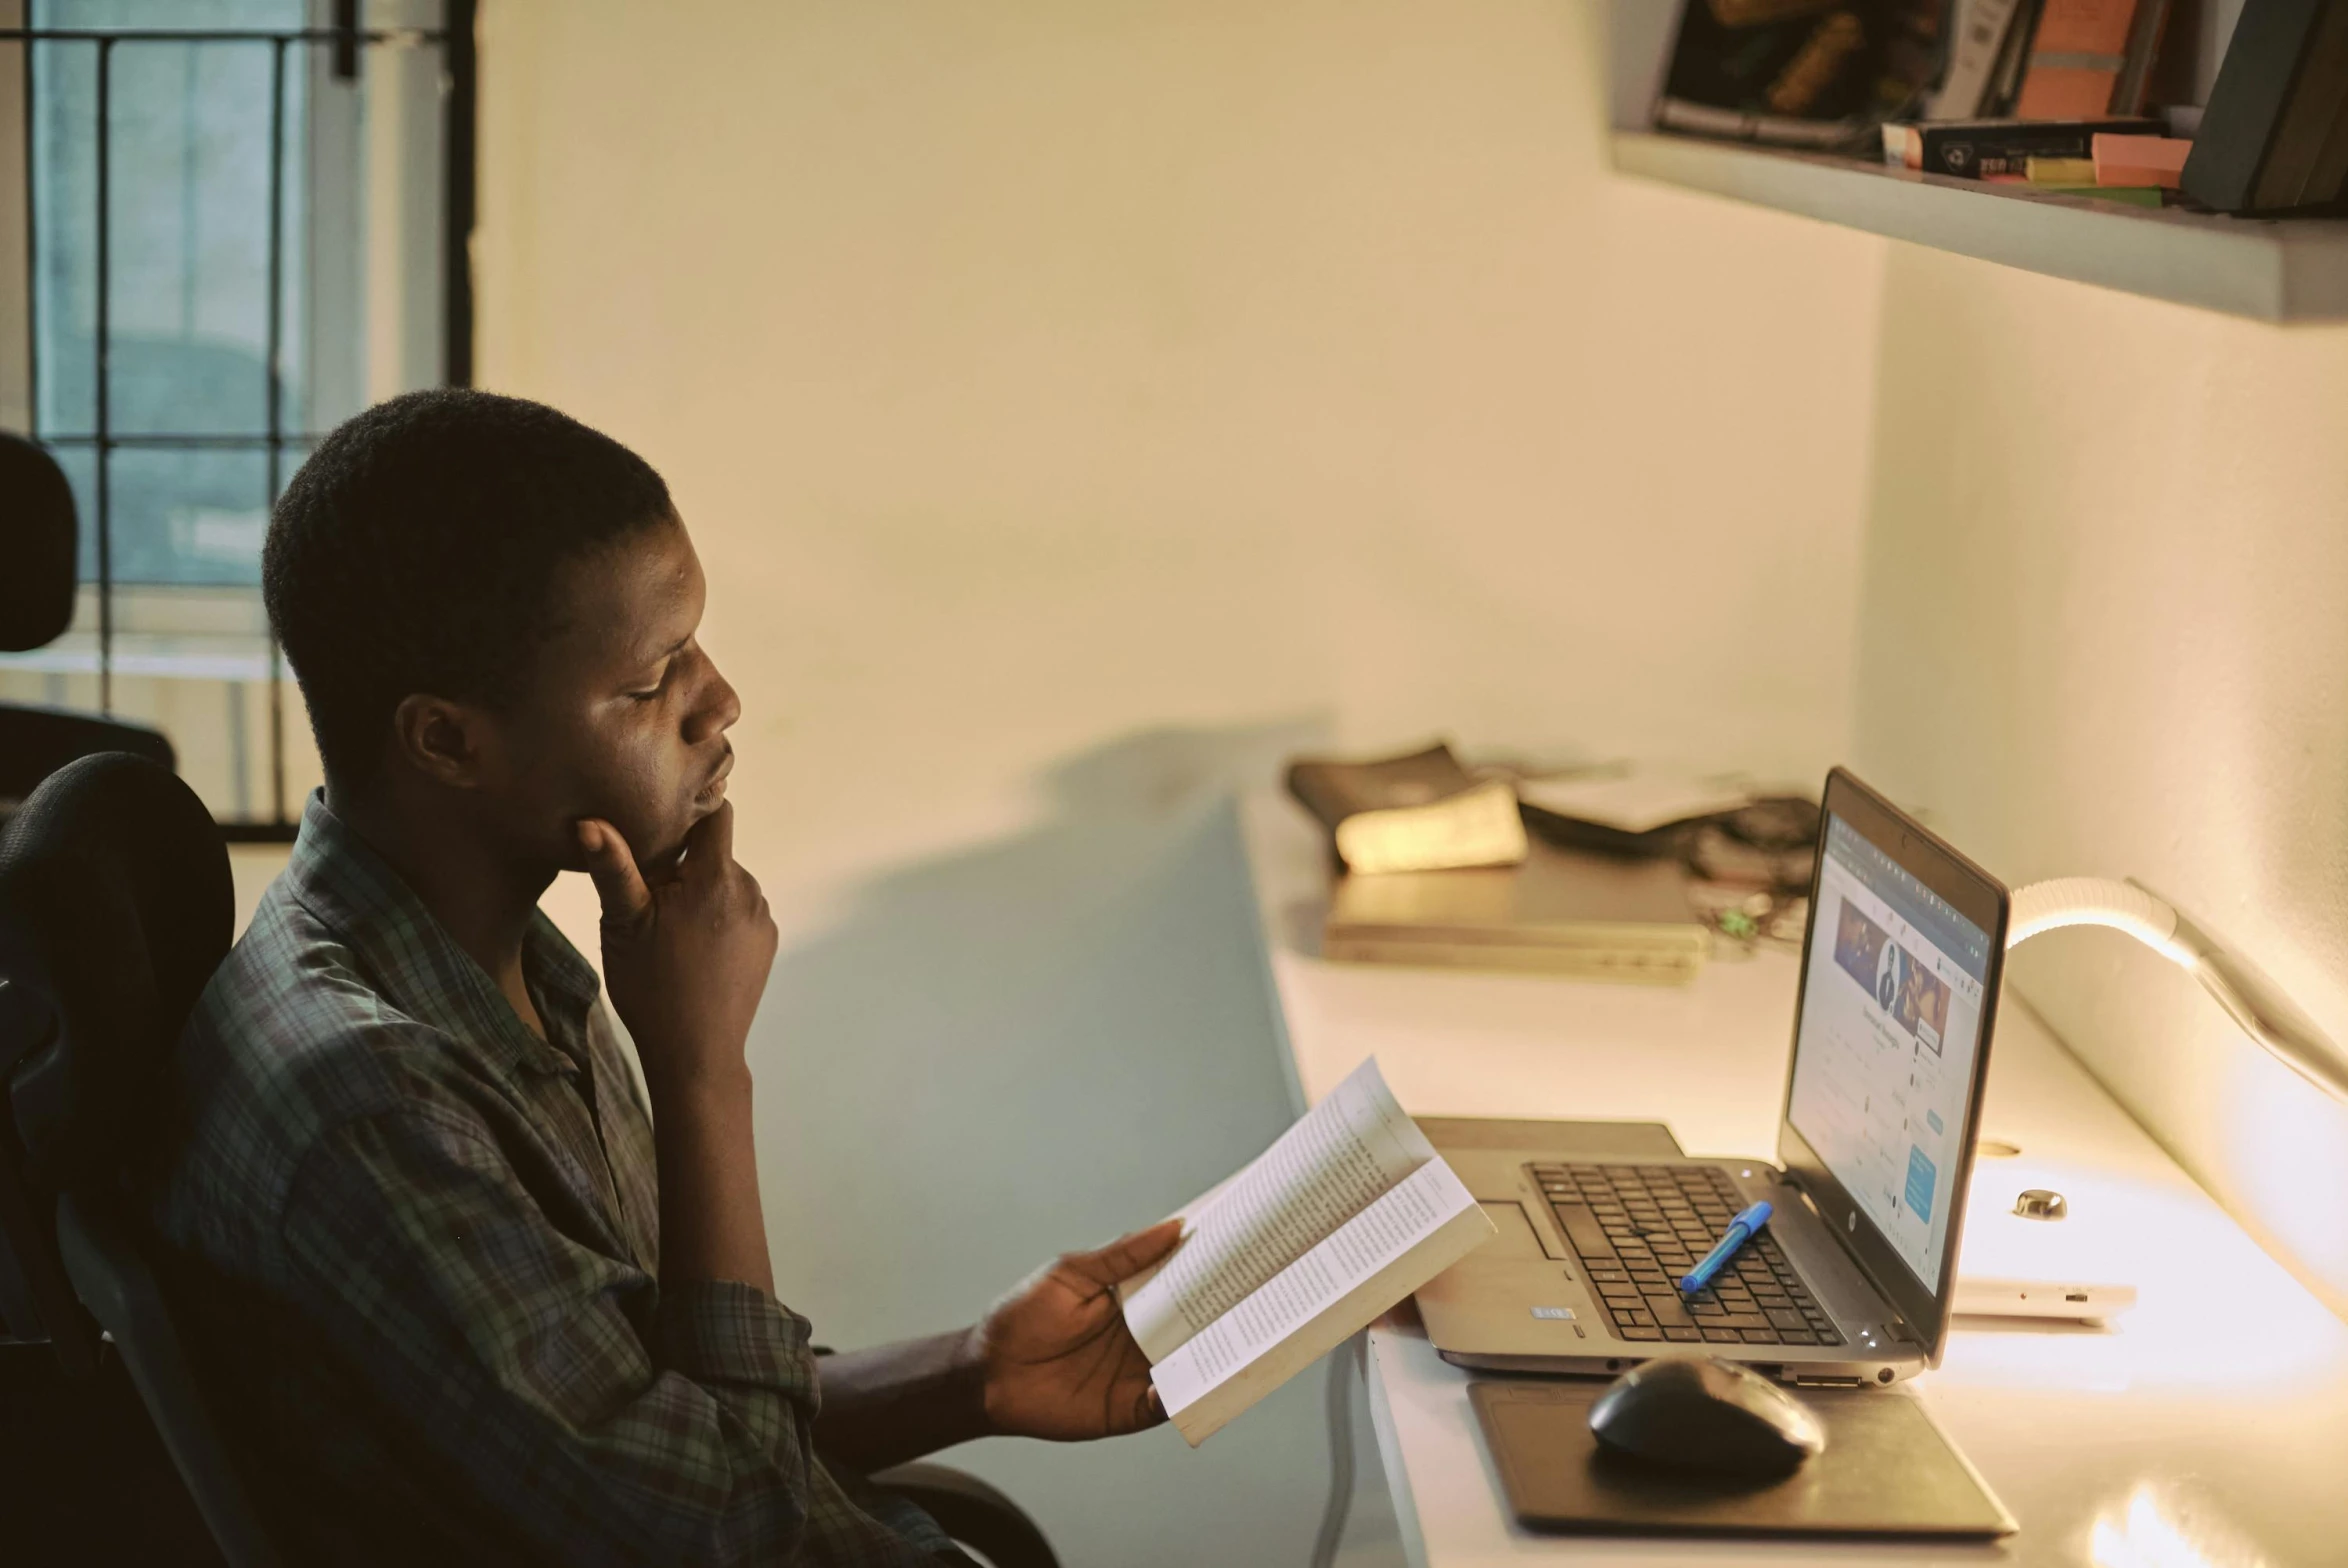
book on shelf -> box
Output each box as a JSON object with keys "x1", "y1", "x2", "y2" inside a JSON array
[
  {"x1": 1930, "y1": 0, "x2": 2029, "y2": 118},
  {"x1": 2025, "y1": 155, "x2": 2100, "y2": 183},
  {"x1": 2092, "y1": 132, "x2": 2192, "y2": 186},
  {"x1": 1882, "y1": 114, "x2": 2162, "y2": 176},
  {"x1": 1286, "y1": 742, "x2": 1528, "y2": 875},
  {"x1": 2014, "y1": 0, "x2": 2161, "y2": 119},
  {"x1": 1118, "y1": 1058, "x2": 1494, "y2": 1445},
  {"x1": 1654, "y1": 0, "x2": 1941, "y2": 151},
  {"x1": 2253, "y1": 11, "x2": 2348, "y2": 210},
  {"x1": 1321, "y1": 835, "x2": 1712, "y2": 984},
  {"x1": 2182, "y1": 0, "x2": 2348, "y2": 214},
  {"x1": 2110, "y1": 0, "x2": 2175, "y2": 115},
  {"x1": 1986, "y1": 0, "x2": 2041, "y2": 112},
  {"x1": 2018, "y1": 153, "x2": 2170, "y2": 206}
]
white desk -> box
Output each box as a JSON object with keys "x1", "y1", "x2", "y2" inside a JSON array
[{"x1": 1237, "y1": 793, "x2": 2348, "y2": 1568}]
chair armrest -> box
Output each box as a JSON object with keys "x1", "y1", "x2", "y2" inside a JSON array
[{"x1": 870, "y1": 1461, "x2": 1060, "y2": 1568}]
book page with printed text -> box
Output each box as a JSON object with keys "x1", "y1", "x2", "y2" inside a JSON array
[
  {"x1": 1149, "y1": 1159, "x2": 1491, "y2": 1445},
  {"x1": 1119, "y1": 1057, "x2": 1436, "y2": 1363}
]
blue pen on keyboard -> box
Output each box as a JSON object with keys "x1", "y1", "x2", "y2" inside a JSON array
[{"x1": 1680, "y1": 1200, "x2": 1773, "y2": 1296}]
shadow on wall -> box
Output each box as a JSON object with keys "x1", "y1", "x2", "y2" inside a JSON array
[{"x1": 747, "y1": 716, "x2": 1343, "y2": 1567}]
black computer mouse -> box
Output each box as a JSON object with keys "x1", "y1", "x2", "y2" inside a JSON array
[{"x1": 1587, "y1": 1356, "x2": 1826, "y2": 1480}]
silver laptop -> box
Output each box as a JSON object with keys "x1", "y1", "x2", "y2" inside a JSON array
[{"x1": 1416, "y1": 768, "x2": 2010, "y2": 1388}]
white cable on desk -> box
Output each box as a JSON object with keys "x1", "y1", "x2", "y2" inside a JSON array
[{"x1": 2007, "y1": 877, "x2": 2348, "y2": 1104}]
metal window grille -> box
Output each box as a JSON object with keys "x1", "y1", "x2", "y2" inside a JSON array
[{"x1": 2, "y1": 0, "x2": 475, "y2": 840}]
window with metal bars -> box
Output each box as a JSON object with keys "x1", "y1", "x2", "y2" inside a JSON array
[{"x1": 0, "y1": 0, "x2": 474, "y2": 839}]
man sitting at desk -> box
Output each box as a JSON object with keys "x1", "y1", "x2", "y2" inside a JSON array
[{"x1": 150, "y1": 389, "x2": 1181, "y2": 1564}]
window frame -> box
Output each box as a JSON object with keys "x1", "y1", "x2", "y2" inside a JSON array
[{"x1": 0, "y1": 0, "x2": 476, "y2": 839}]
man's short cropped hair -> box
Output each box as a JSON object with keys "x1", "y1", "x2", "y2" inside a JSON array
[{"x1": 264, "y1": 389, "x2": 674, "y2": 788}]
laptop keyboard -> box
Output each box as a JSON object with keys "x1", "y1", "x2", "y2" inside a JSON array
[{"x1": 1530, "y1": 1162, "x2": 1844, "y2": 1347}]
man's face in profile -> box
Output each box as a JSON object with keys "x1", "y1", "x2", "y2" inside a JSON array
[{"x1": 480, "y1": 515, "x2": 740, "y2": 874}]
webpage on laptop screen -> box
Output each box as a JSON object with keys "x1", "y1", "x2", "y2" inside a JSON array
[{"x1": 1787, "y1": 814, "x2": 1991, "y2": 1292}]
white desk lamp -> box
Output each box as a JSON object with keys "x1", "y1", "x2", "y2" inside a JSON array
[
  {"x1": 2007, "y1": 877, "x2": 2348, "y2": 1105},
  {"x1": 1950, "y1": 878, "x2": 2348, "y2": 1319}
]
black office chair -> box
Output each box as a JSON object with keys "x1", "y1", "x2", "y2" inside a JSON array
[
  {"x1": 0, "y1": 754, "x2": 1058, "y2": 1568},
  {"x1": 875, "y1": 1462, "x2": 1061, "y2": 1568},
  {"x1": 0, "y1": 434, "x2": 175, "y2": 817},
  {"x1": 0, "y1": 753, "x2": 274, "y2": 1564}
]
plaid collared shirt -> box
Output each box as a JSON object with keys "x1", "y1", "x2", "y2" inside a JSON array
[{"x1": 149, "y1": 794, "x2": 960, "y2": 1565}]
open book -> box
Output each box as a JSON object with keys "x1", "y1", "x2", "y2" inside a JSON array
[{"x1": 1117, "y1": 1058, "x2": 1494, "y2": 1445}]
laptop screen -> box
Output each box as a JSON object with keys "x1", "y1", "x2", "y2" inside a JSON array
[{"x1": 1785, "y1": 810, "x2": 1994, "y2": 1293}]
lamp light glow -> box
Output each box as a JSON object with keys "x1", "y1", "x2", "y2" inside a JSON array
[{"x1": 2008, "y1": 878, "x2": 2348, "y2": 1106}]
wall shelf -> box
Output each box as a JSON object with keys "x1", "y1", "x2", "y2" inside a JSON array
[
  {"x1": 1611, "y1": 130, "x2": 2348, "y2": 323},
  {"x1": 1601, "y1": 2, "x2": 2348, "y2": 324}
]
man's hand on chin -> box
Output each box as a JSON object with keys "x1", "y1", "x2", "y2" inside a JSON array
[{"x1": 968, "y1": 1220, "x2": 1185, "y2": 1441}]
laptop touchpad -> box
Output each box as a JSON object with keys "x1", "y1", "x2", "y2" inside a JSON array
[{"x1": 1479, "y1": 1202, "x2": 1546, "y2": 1259}]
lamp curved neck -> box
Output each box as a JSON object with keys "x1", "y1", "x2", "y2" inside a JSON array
[{"x1": 2006, "y1": 877, "x2": 2348, "y2": 1105}]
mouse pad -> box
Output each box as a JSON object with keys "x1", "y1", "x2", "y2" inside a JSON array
[{"x1": 1469, "y1": 1380, "x2": 2016, "y2": 1540}]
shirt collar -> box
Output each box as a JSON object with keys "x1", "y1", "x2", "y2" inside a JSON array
[{"x1": 282, "y1": 791, "x2": 601, "y2": 1080}]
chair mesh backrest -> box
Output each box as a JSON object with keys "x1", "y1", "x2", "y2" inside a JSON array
[
  {"x1": 0, "y1": 432, "x2": 78, "y2": 654},
  {"x1": 0, "y1": 754, "x2": 232, "y2": 1191}
]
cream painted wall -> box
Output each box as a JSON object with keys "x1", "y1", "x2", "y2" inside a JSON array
[
  {"x1": 473, "y1": 1, "x2": 1885, "y2": 1558},
  {"x1": 1853, "y1": 246, "x2": 2348, "y2": 1318},
  {"x1": 478, "y1": 0, "x2": 1884, "y2": 917}
]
